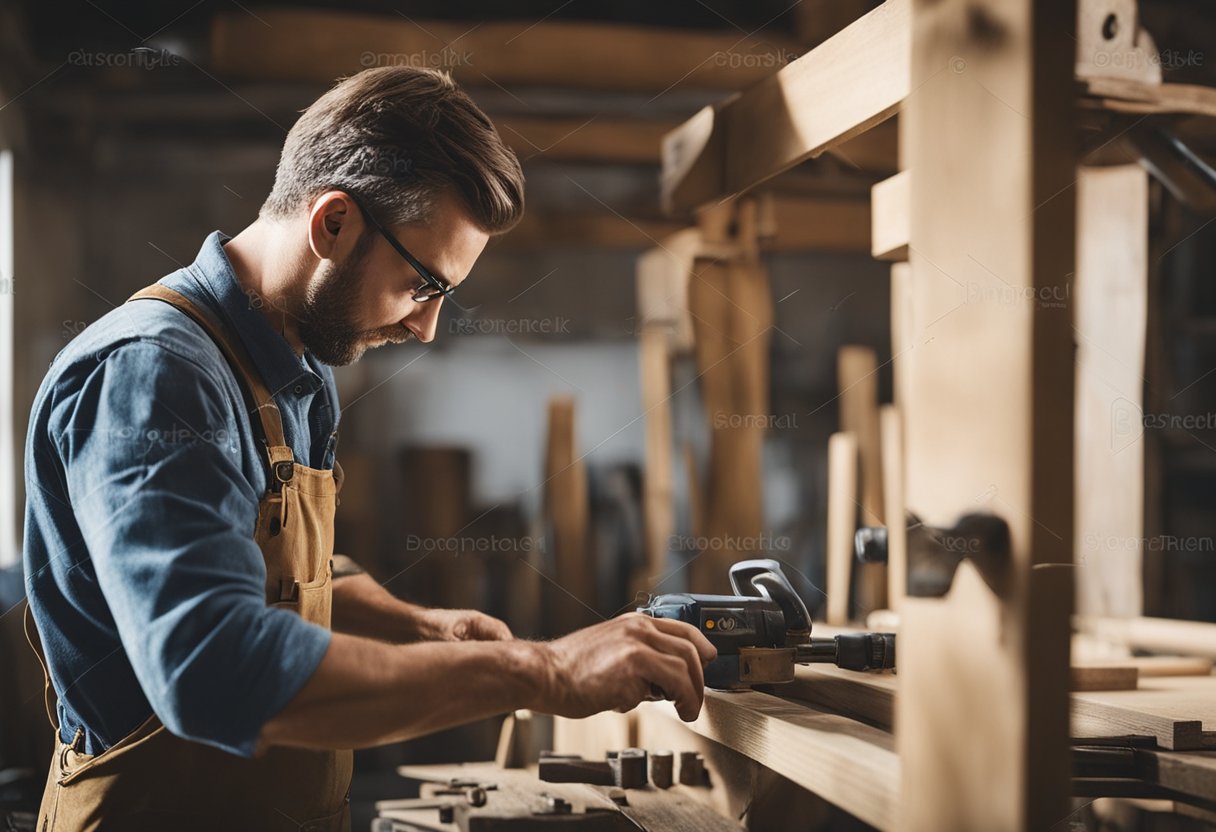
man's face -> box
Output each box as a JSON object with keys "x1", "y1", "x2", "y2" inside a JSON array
[{"x1": 299, "y1": 190, "x2": 489, "y2": 366}]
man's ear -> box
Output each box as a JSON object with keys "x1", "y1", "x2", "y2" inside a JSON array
[{"x1": 306, "y1": 191, "x2": 361, "y2": 261}]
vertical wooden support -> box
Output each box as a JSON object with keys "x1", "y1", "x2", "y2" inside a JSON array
[
  {"x1": 688, "y1": 200, "x2": 773, "y2": 593},
  {"x1": 899, "y1": 0, "x2": 1076, "y2": 827},
  {"x1": 880, "y1": 406, "x2": 907, "y2": 612},
  {"x1": 638, "y1": 326, "x2": 675, "y2": 596},
  {"x1": 1075, "y1": 165, "x2": 1148, "y2": 619},
  {"x1": 544, "y1": 397, "x2": 596, "y2": 633},
  {"x1": 825, "y1": 431, "x2": 859, "y2": 626},
  {"x1": 838, "y1": 346, "x2": 887, "y2": 614}
]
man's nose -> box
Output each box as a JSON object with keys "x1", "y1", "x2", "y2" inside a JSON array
[{"x1": 403, "y1": 297, "x2": 444, "y2": 343}]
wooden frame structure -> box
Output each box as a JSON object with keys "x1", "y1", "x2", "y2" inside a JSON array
[{"x1": 554, "y1": 0, "x2": 1216, "y2": 828}]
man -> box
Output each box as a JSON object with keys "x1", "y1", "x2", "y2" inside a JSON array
[{"x1": 23, "y1": 66, "x2": 714, "y2": 831}]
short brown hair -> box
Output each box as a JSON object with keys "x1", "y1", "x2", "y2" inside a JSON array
[{"x1": 261, "y1": 67, "x2": 524, "y2": 234}]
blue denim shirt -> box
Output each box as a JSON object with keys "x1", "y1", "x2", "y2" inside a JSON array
[{"x1": 23, "y1": 232, "x2": 340, "y2": 758}]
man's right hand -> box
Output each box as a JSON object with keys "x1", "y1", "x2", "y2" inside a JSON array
[{"x1": 534, "y1": 613, "x2": 717, "y2": 723}]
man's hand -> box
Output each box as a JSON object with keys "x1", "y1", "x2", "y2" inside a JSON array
[
  {"x1": 415, "y1": 608, "x2": 514, "y2": 642},
  {"x1": 534, "y1": 613, "x2": 716, "y2": 723}
]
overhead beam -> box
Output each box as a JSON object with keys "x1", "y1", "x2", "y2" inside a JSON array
[
  {"x1": 495, "y1": 117, "x2": 676, "y2": 164},
  {"x1": 660, "y1": 0, "x2": 910, "y2": 215},
  {"x1": 211, "y1": 9, "x2": 803, "y2": 93},
  {"x1": 497, "y1": 196, "x2": 870, "y2": 253}
]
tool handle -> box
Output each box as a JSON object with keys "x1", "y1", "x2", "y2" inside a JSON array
[
  {"x1": 835, "y1": 632, "x2": 896, "y2": 671},
  {"x1": 728, "y1": 559, "x2": 811, "y2": 634}
]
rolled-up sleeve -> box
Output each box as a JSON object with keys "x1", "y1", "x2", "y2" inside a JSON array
[{"x1": 52, "y1": 341, "x2": 331, "y2": 757}]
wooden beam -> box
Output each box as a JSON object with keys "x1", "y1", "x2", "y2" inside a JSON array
[
  {"x1": 880, "y1": 406, "x2": 907, "y2": 610},
  {"x1": 870, "y1": 170, "x2": 909, "y2": 262},
  {"x1": 660, "y1": 0, "x2": 910, "y2": 214},
  {"x1": 496, "y1": 117, "x2": 675, "y2": 164},
  {"x1": 211, "y1": 9, "x2": 803, "y2": 92},
  {"x1": 636, "y1": 693, "x2": 899, "y2": 831},
  {"x1": 1072, "y1": 676, "x2": 1216, "y2": 750},
  {"x1": 898, "y1": 0, "x2": 1077, "y2": 828},
  {"x1": 638, "y1": 325, "x2": 675, "y2": 596},
  {"x1": 1074, "y1": 165, "x2": 1148, "y2": 619}
]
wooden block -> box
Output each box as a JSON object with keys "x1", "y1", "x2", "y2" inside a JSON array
[
  {"x1": 870, "y1": 170, "x2": 909, "y2": 262},
  {"x1": 1070, "y1": 665, "x2": 1139, "y2": 692},
  {"x1": 825, "y1": 432, "x2": 858, "y2": 626},
  {"x1": 494, "y1": 710, "x2": 533, "y2": 770},
  {"x1": 1074, "y1": 165, "x2": 1148, "y2": 619}
]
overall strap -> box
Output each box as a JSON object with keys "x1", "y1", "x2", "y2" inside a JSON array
[
  {"x1": 23, "y1": 602, "x2": 59, "y2": 731},
  {"x1": 126, "y1": 284, "x2": 295, "y2": 476}
]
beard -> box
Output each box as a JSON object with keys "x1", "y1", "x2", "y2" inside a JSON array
[{"x1": 296, "y1": 231, "x2": 413, "y2": 366}]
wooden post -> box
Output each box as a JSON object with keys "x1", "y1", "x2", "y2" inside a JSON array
[
  {"x1": 544, "y1": 397, "x2": 596, "y2": 633},
  {"x1": 825, "y1": 432, "x2": 859, "y2": 626},
  {"x1": 687, "y1": 200, "x2": 773, "y2": 593},
  {"x1": 898, "y1": 0, "x2": 1077, "y2": 827},
  {"x1": 838, "y1": 346, "x2": 887, "y2": 614},
  {"x1": 1074, "y1": 164, "x2": 1148, "y2": 619}
]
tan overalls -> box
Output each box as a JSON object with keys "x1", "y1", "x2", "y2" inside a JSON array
[{"x1": 25, "y1": 283, "x2": 354, "y2": 831}]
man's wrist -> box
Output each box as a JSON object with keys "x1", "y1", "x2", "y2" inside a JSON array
[{"x1": 504, "y1": 640, "x2": 555, "y2": 713}]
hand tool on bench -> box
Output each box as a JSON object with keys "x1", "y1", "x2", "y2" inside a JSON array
[{"x1": 637, "y1": 559, "x2": 895, "y2": 690}]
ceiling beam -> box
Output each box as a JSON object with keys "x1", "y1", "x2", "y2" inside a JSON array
[{"x1": 211, "y1": 9, "x2": 804, "y2": 93}]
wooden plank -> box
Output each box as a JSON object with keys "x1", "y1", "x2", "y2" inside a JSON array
[
  {"x1": 1073, "y1": 676, "x2": 1216, "y2": 750},
  {"x1": 1075, "y1": 656, "x2": 1214, "y2": 678},
  {"x1": 553, "y1": 711, "x2": 637, "y2": 763},
  {"x1": 889, "y1": 262, "x2": 913, "y2": 418},
  {"x1": 660, "y1": 0, "x2": 910, "y2": 214},
  {"x1": 1070, "y1": 665, "x2": 1139, "y2": 692},
  {"x1": 880, "y1": 406, "x2": 907, "y2": 610},
  {"x1": 212, "y1": 9, "x2": 803, "y2": 92},
  {"x1": 1074, "y1": 165, "x2": 1148, "y2": 619},
  {"x1": 870, "y1": 170, "x2": 909, "y2": 262},
  {"x1": 1080, "y1": 617, "x2": 1216, "y2": 659},
  {"x1": 638, "y1": 326, "x2": 675, "y2": 596},
  {"x1": 544, "y1": 398, "x2": 596, "y2": 633},
  {"x1": 637, "y1": 693, "x2": 899, "y2": 830},
  {"x1": 898, "y1": 0, "x2": 1078, "y2": 827},
  {"x1": 838, "y1": 346, "x2": 887, "y2": 614},
  {"x1": 825, "y1": 431, "x2": 858, "y2": 625},
  {"x1": 498, "y1": 213, "x2": 685, "y2": 252}
]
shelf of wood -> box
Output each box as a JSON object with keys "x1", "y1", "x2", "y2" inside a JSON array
[{"x1": 636, "y1": 691, "x2": 899, "y2": 830}]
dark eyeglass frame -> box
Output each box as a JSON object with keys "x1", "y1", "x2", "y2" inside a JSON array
[{"x1": 344, "y1": 191, "x2": 454, "y2": 304}]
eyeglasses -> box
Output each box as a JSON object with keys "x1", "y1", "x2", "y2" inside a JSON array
[{"x1": 344, "y1": 191, "x2": 455, "y2": 304}]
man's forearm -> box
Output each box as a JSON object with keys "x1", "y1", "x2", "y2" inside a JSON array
[
  {"x1": 331, "y1": 572, "x2": 428, "y2": 642},
  {"x1": 259, "y1": 632, "x2": 549, "y2": 752}
]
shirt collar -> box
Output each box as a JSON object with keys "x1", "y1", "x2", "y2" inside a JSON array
[{"x1": 170, "y1": 231, "x2": 325, "y2": 398}]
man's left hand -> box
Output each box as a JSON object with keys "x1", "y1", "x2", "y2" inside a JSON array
[{"x1": 415, "y1": 608, "x2": 513, "y2": 642}]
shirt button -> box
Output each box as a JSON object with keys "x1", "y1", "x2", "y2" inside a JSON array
[{"x1": 293, "y1": 385, "x2": 303, "y2": 394}]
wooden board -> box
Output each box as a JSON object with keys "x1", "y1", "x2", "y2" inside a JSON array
[
  {"x1": 870, "y1": 171, "x2": 909, "y2": 262},
  {"x1": 898, "y1": 0, "x2": 1078, "y2": 826},
  {"x1": 636, "y1": 692, "x2": 899, "y2": 830},
  {"x1": 1080, "y1": 617, "x2": 1216, "y2": 659},
  {"x1": 660, "y1": 0, "x2": 910, "y2": 214},
  {"x1": 1073, "y1": 676, "x2": 1216, "y2": 750},
  {"x1": 1074, "y1": 165, "x2": 1148, "y2": 619},
  {"x1": 825, "y1": 432, "x2": 858, "y2": 626},
  {"x1": 1070, "y1": 665, "x2": 1139, "y2": 692},
  {"x1": 495, "y1": 117, "x2": 675, "y2": 164},
  {"x1": 212, "y1": 9, "x2": 802, "y2": 92}
]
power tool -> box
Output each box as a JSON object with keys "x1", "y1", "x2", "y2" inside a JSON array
[{"x1": 637, "y1": 559, "x2": 896, "y2": 690}]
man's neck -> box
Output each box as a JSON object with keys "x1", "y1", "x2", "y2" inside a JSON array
[{"x1": 224, "y1": 220, "x2": 307, "y2": 356}]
